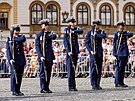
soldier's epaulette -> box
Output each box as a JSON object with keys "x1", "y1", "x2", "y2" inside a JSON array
[
  {"x1": 6, "y1": 37, "x2": 10, "y2": 42},
  {"x1": 7, "y1": 37, "x2": 12, "y2": 43},
  {"x1": 127, "y1": 31, "x2": 129, "y2": 33},
  {"x1": 49, "y1": 31, "x2": 54, "y2": 36},
  {"x1": 101, "y1": 30, "x2": 104, "y2": 34},
  {"x1": 77, "y1": 27, "x2": 80, "y2": 30},
  {"x1": 64, "y1": 27, "x2": 69, "y2": 33},
  {"x1": 35, "y1": 34, "x2": 38, "y2": 39},
  {"x1": 65, "y1": 27, "x2": 68, "y2": 30}
]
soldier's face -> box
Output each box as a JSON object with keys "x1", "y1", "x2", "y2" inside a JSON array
[
  {"x1": 45, "y1": 25, "x2": 49, "y2": 30},
  {"x1": 69, "y1": 22, "x2": 76, "y2": 26},
  {"x1": 118, "y1": 25, "x2": 124, "y2": 30},
  {"x1": 42, "y1": 24, "x2": 49, "y2": 30},
  {"x1": 14, "y1": 30, "x2": 20, "y2": 35},
  {"x1": 95, "y1": 25, "x2": 101, "y2": 30},
  {"x1": 42, "y1": 24, "x2": 46, "y2": 28}
]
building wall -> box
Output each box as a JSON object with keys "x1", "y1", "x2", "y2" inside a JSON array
[
  {"x1": 0, "y1": 0, "x2": 134, "y2": 40},
  {"x1": 0, "y1": 0, "x2": 13, "y2": 28},
  {"x1": 119, "y1": 0, "x2": 134, "y2": 21}
]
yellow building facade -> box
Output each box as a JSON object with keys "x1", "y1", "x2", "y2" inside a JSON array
[{"x1": 0, "y1": 0, "x2": 134, "y2": 39}]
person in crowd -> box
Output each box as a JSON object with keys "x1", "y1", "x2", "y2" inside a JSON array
[
  {"x1": 79, "y1": 39, "x2": 87, "y2": 52},
  {"x1": 76, "y1": 49, "x2": 89, "y2": 78},
  {"x1": 52, "y1": 41, "x2": 61, "y2": 77},
  {"x1": 24, "y1": 50, "x2": 38, "y2": 78},
  {"x1": 102, "y1": 50, "x2": 115, "y2": 78},
  {"x1": 106, "y1": 39, "x2": 113, "y2": 54},
  {"x1": 102, "y1": 38, "x2": 107, "y2": 50}
]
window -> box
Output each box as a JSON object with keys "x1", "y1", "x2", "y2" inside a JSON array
[
  {"x1": 77, "y1": 4, "x2": 88, "y2": 25},
  {"x1": 100, "y1": 5, "x2": 111, "y2": 25},
  {"x1": 46, "y1": 4, "x2": 57, "y2": 25},
  {"x1": 0, "y1": 12, "x2": 8, "y2": 29},
  {"x1": 31, "y1": 4, "x2": 43, "y2": 24},
  {"x1": 125, "y1": 5, "x2": 135, "y2": 25}
]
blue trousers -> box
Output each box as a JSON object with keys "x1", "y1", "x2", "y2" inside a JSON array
[
  {"x1": 115, "y1": 56, "x2": 128, "y2": 85},
  {"x1": 66, "y1": 55, "x2": 77, "y2": 89},
  {"x1": 90, "y1": 55, "x2": 103, "y2": 87},
  {"x1": 39, "y1": 60, "x2": 53, "y2": 91},
  {"x1": 10, "y1": 64, "x2": 24, "y2": 93}
]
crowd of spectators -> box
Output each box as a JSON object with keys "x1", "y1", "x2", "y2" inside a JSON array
[
  {"x1": 0, "y1": 37, "x2": 135, "y2": 78},
  {"x1": 0, "y1": 43, "x2": 9, "y2": 77}
]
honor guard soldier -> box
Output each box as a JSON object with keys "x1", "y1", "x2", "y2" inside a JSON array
[
  {"x1": 64, "y1": 17, "x2": 83, "y2": 91},
  {"x1": 113, "y1": 21, "x2": 133, "y2": 87},
  {"x1": 86, "y1": 19, "x2": 106, "y2": 90},
  {"x1": 6, "y1": 24, "x2": 26, "y2": 96},
  {"x1": 35, "y1": 19, "x2": 57, "y2": 93}
]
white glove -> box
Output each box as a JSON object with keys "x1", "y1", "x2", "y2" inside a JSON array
[
  {"x1": 41, "y1": 57, "x2": 45, "y2": 62},
  {"x1": 90, "y1": 51, "x2": 95, "y2": 55},
  {"x1": 10, "y1": 59, "x2": 15, "y2": 64},
  {"x1": 71, "y1": 31, "x2": 74, "y2": 33},
  {"x1": 68, "y1": 52, "x2": 72, "y2": 56}
]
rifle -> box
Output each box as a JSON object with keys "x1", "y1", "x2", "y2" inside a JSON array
[
  {"x1": 10, "y1": 29, "x2": 18, "y2": 84},
  {"x1": 116, "y1": 31, "x2": 123, "y2": 72},
  {"x1": 68, "y1": 27, "x2": 75, "y2": 69},
  {"x1": 91, "y1": 25, "x2": 98, "y2": 74},
  {"x1": 41, "y1": 29, "x2": 47, "y2": 81},
  {"x1": 116, "y1": 31, "x2": 123, "y2": 56}
]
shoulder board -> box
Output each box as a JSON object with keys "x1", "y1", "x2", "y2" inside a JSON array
[
  {"x1": 127, "y1": 31, "x2": 129, "y2": 33},
  {"x1": 6, "y1": 37, "x2": 10, "y2": 42},
  {"x1": 35, "y1": 33, "x2": 40, "y2": 40},
  {"x1": 77, "y1": 27, "x2": 80, "y2": 30},
  {"x1": 49, "y1": 31, "x2": 53, "y2": 36},
  {"x1": 90, "y1": 30, "x2": 94, "y2": 35},
  {"x1": 64, "y1": 27, "x2": 69, "y2": 33},
  {"x1": 101, "y1": 30, "x2": 104, "y2": 34}
]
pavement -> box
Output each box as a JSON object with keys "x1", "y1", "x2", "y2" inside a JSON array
[{"x1": 0, "y1": 77, "x2": 135, "y2": 101}]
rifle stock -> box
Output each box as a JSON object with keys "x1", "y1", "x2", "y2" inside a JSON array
[
  {"x1": 42, "y1": 29, "x2": 48, "y2": 81},
  {"x1": 91, "y1": 25, "x2": 98, "y2": 74},
  {"x1": 10, "y1": 30, "x2": 18, "y2": 84},
  {"x1": 68, "y1": 28, "x2": 75, "y2": 69},
  {"x1": 116, "y1": 31, "x2": 123, "y2": 56}
]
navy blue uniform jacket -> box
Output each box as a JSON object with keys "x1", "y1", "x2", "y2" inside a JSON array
[
  {"x1": 6, "y1": 35, "x2": 26, "y2": 66},
  {"x1": 35, "y1": 31, "x2": 57, "y2": 62},
  {"x1": 64, "y1": 27, "x2": 83, "y2": 55},
  {"x1": 86, "y1": 30, "x2": 106, "y2": 57},
  {"x1": 113, "y1": 30, "x2": 133, "y2": 57}
]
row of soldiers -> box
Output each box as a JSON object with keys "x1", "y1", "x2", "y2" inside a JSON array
[{"x1": 6, "y1": 17, "x2": 133, "y2": 96}]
